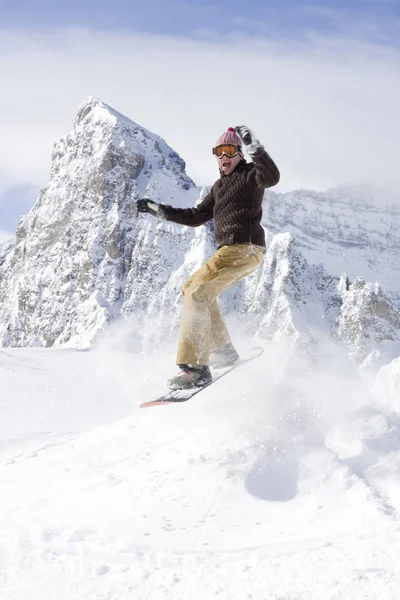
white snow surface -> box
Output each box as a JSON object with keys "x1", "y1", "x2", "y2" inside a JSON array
[{"x1": 1, "y1": 337, "x2": 400, "y2": 599}]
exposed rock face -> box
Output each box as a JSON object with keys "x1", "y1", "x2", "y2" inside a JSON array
[
  {"x1": 337, "y1": 278, "x2": 400, "y2": 366},
  {"x1": 255, "y1": 233, "x2": 340, "y2": 346}
]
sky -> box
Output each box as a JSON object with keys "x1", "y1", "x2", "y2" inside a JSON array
[
  {"x1": 1, "y1": 0, "x2": 399, "y2": 40},
  {"x1": 0, "y1": 0, "x2": 400, "y2": 239}
]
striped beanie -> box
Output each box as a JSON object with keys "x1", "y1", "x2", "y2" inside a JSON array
[{"x1": 214, "y1": 127, "x2": 242, "y2": 148}]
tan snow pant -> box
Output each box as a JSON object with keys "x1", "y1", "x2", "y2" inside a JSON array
[{"x1": 176, "y1": 243, "x2": 264, "y2": 366}]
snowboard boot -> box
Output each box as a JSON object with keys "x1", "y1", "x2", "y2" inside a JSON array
[
  {"x1": 167, "y1": 364, "x2": 212, "y2": 390},
  {"x1": 209, "y1": 342, "x2": 240, "y2": 369}
]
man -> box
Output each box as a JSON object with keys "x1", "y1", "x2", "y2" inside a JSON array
[{"x1": 137, "y1": 125, "x2": 280, "y2": 390}]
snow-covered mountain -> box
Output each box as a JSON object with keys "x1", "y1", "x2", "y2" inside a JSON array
[
  {"x1": 0, "y1": 97, "x2": 198, "y2": 347},
  {"x1": 0, "y1": 96, "x2": 399, "y2": 371},
  {"x1": 264, "y1": 187, "x2": 400, "y2": 306}
]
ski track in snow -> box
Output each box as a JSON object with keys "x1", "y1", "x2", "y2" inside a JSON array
[{"x1": 1, "y1": 348, "x2": 400, "y2": 599}]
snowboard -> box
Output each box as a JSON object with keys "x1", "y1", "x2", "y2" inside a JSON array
[{"x1": 140, "y1": 347, "x2": 263, "y2": 408}]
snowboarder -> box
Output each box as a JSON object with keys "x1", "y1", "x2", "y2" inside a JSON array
[{"x1": 137, "y1": 126, "x2": 280, "y2": 390}]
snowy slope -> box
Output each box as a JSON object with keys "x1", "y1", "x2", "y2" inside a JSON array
[{"x1": 1, "y1": 345, "x2": 400, "y2": 599}]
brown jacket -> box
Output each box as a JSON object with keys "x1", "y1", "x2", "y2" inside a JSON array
[{"x1": 160, "y1": 149, "x2": 280, "y2": 249}]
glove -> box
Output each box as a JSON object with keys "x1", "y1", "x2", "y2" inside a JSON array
[
  {"x1": 136, "y1": 198, "x2": 162, "y2": 217},
  {"x1": 235, "y1": 125, "x2": 263, "y2": 157}
]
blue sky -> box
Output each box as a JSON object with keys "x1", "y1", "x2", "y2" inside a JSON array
[
  {"x1": 1, "y1": 0, "x2": 399, "y2": 43},
  {"x1": 0, "y1": 184, "x2": 35, "y2": 231},
  {"x1": 0, "y1": 1, "x2": 399, "y2": 240}
]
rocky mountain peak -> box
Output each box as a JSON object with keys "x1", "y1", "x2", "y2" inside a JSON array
[{"x1": 0, "y1": 97, "x2": 198, "y2": 347}]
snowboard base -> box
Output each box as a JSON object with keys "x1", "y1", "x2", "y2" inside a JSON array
[{"x1": 140, "y1": 347, "x2": 263, "y2": 408}]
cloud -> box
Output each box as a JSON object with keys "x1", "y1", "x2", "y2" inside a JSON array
[
  {"x1": 296, "y1": 2, "x2": 400, "y2": 44},
  {"x1": 0, "y1": 229, "x2": 14, "y2": 244},
  {"x1": 0, "y1": 27, "x2": 399, "y2": 204}
]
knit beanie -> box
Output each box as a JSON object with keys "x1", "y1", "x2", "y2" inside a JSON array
[{"x1": 214, "y1": 127, "x2": 242, "y2": 148}]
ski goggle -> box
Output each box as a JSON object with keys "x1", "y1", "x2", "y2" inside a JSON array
[{"x1": 212, "y1": 144, "x2": 242, "y2": 158}]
